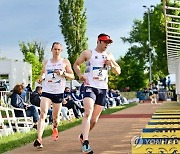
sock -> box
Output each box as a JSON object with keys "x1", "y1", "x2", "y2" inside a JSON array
[{"x1": 83, "y1": 140, "x2": 89, "y2": 145}]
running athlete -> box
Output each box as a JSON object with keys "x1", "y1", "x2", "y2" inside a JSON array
[
  {"x1": 73, "y1": 33, "x2": 121, "y2": 153},
  {"x1": 34, "y1": 42, "x2": 74, "y2": 148},
  {"x1": 149, "y1": 83, "x2": 158, "y2": 104}
]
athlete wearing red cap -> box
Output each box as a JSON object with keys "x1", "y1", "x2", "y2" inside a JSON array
[{"x1": 74, "y1": 33, "x2": 121, "y2": 153}]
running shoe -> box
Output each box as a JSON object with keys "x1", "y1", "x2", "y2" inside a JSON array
[
  {"x1": 79, "y1": 134, "x2": 83, "y2": 144},
  {"x1": 82, "y1": 140, "x2": 93, "y2": 154},
  {"x1": 33, "y1": 139, "x2": 43, "y2": 148},
  {"x1": 52, "y1": 128, "x2": 59, "y2": 141}
]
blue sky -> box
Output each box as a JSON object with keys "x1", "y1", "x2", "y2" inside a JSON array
[{"x1": 0, "y1": 0, "x2": 161, "y2": 60}]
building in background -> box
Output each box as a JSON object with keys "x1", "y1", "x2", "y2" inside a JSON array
[{"x1": 0, "y1": 59, "x2": 32, "y2": 91}]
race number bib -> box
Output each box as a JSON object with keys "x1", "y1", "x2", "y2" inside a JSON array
[
  {"x1": 92, "y1": 67, "x2": 108, "y2": 81},
  {"x1": 46, "y1": 69, "x2": 61, "y2": 84}
]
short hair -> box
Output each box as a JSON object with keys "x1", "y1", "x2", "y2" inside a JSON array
[
  {"x1": 35, "y1": 86, "x2": 42, "y2": 92},
  {"x1": 98, "y1": 33, "x2": 110, "y2": 38},
  {"x1": 51, "y1": 42, "x2": 62, "y2": 49},
  {"x1": 65, "y1": 87, "x2": 70, "y2": 91}
]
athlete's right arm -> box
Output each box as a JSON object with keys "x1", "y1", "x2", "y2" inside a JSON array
[
  {"x1": 37, "y1": 60, "x2": 48, "y2": 84},
  {"x1": 73, "y1": 50, "x2": 90, "y2": 82}
]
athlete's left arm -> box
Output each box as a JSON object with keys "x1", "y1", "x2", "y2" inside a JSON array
[
  {"x1": 63, "y1": 59, "x2": 75, "y2": 80},
  {"x1": 107, "y1": 52, "x2": 121, "y2": 75}
]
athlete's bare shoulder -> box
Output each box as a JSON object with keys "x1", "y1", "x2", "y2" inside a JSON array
[
  {"x1": 106, "y1": 51, "x2": 114, "y2": 60},
  {"x1": 61, "y1": 58, "x2": 71, "y2": 67},
  {"x1": 81, "y1": 49, "x2": 92, "y2": 61},
  {"x1": 62, "y1": 58, "x2": 70, "y2": 64},
  {"x1": 43, "y1": 59, "x2": 48, "y2": 65}
]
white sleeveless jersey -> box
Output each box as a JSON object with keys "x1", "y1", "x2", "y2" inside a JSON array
[
  {"x1": 85, "y1": 49, "x2": 108, "y2": 89},
  {"x1": 42, "y1": 59, "x2": 66, "y2": 94}
]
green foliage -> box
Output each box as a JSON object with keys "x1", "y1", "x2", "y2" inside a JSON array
[
  {"x1": 58, "y1": 0, "x2": 88, "y2": 69},
  {"x1": 117, "y1": 48, "x2": 147, "y2": 91},
  {"x1": 19, "y1": 41, "x2": 44, "y2": 62},
  {"x1": 19, "y1": 42, "x2": 44, "y2": 87},
  {"x1": 118, "y1": 3, "x2": 173, "y2": 90},
  {"x1": 24, "y1": 52, "x2": 43, "y2": 87}
]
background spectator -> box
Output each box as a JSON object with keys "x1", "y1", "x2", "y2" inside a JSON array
[
  {"x1": 30, "y1": 86, "x2": 53, "y2": 124},
  {"x1": 26, "y1": 83, "x2": 32, "y2": 103},
  {"x1": 161, "y1": 77, "x2": 167, "y2": 90},
  {"x1": 3, "y1": 79, "x2": 9, "y2": 91},
  {"x1": 10, "y1": 84, "x2": 39, "y2": 128},
  {"x1": 167, "y1": 76, "x2": 171, "y2": 91},
  {"x1": 63, "y1": 87, "x2": 84, "y2": 118}
]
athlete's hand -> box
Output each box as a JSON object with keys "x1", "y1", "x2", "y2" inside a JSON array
[
  {"x1": 25, "y1": 105, "x2": 29, "y2": 110},
  {"x1": 78, "y1": 74, "x2": 90, "y2": 85},
  {"x1": 62, "y1": 99, "x2": 67, "y2": 104},
  {"x1": 37, "y1": 77, "x2": 43, "y2": 84},
  {"x1": 78, "y1": 74, "x2": 86, "y2": 82},
  {"x1": 104, "y1": 57, "x2": 112, "y2": 67},
  {"x1": 55, "y1": 69, "x2": 64, "y2": 76},
  {"x1": 37, "y1": 73, "x2": 45, "y2": 84}
]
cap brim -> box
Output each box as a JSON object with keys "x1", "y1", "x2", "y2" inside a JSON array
[{"x1": 100, "y1": 39, "x2": 113, "y2": 43}]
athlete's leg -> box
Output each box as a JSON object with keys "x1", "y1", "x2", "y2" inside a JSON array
[
  {"x1": 154, "y1": 94, "x2": 158, "y2": 104},
  {"x1": 90, "y1": 104, "x2": 104, "y2": 131},
  {"x1": 82, "y1": 97, "x2": 94, "y2": 141},
  {"x1": 37, "y1": 97, "x2": 52, "y2": 140},
  {"x1": 51, "y1": 103, "x2": 61, "y2": 141},
  {"x1": 150, "y1": 95, "x2": 153, "y2": 104},
  {"x1": 52, "y1": 103, "x2": 62, "y2": 128}
]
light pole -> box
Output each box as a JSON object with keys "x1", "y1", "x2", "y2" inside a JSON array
[{"x1": 143, "y1": 5, "x2": 154, "y2": 84}]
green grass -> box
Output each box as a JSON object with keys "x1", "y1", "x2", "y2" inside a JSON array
[
  {"x1": 102, "y1": 103, "x2": 137, "y2": 115},
  {"x1": 0, "y1": 103, "x2": 137, "y2": 153},
  {"x1": 0, "y1": 119, "x2": 82, "y2": 153}
]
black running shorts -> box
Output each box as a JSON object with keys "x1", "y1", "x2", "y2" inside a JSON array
[
  {"x1": 83, "y1": 86, "x2": 107, "y2": 106},
  {"x1": 41, "y1": 92, "x2": 64, "y2": 103}
]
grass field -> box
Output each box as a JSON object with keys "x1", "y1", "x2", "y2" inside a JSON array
[{"x1": 0, "y1": 103, "x2": 137, "y2": 153}]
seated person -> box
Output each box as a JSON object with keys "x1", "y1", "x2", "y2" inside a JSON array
[
  {"x1": 113, "y1": 90, "x2": 121, "y2": 106},
  {"x1": 30, "y1": 86, "x2": 53, "y2": 124},
  {"x1": 107, "y1": 89, "x2": 116, "y2": 107},
  {"x1": 10, "y1": 84, "x2": 39, "y2": 128},
  {"x1": 61, "y1": 100, "x2": 74, "y2": 121},
  {"x1": 64, "y1": 87, "x2": 84, "y2": 118},
  {"x1": 71, "y1": 87, "x2": 84, "y2": 108}
]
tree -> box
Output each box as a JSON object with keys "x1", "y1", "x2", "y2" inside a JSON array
[
  {"x1": 110, "y1": 46, "x2": 147, "y2": 91},
  {"x1": 58, "y1": 0, "x2": 88, "y2": 67},
  {"x1": 19, "y1": 41, "x2": 44, "y2": 62},
  {"x1": 19, "y1": 42, "x2": 44, "y2": 87},
  {"x1": 119, "y1": 3, "x2": 168, "y2": 90},
  {"x1": 24, "y1": 52, "x2": 43, "y2": 86}
]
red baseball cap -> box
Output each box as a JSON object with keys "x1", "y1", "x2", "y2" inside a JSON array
[{"x1": 98, "y1": 34, "x2": 113, "y2": 43}]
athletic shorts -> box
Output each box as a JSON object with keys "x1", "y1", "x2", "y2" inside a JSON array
[
  {"x1": 153, "y1": 91, "x2": 158, "y2": 94},
  {"x1": 149, "y1": 92, "x2": 153, "y2": 96},
  {"x1": 83, "y1": 86, "x2": 107, "y2": 106},
  {"x1": 41, "y1": 92, "x2": 64, "y2": 104}
]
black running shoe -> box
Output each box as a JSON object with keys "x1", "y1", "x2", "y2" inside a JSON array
[
  {"x1": 33, "y1": 139, "x2": 43, "y2": 148},
  {"x1": 79, "y1": 134, "x2": 83, "y2": 144}
]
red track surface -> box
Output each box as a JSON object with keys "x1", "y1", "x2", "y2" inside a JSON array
[{"x1": 100, "y1": 114, "x2": 152, "y2": 118}]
